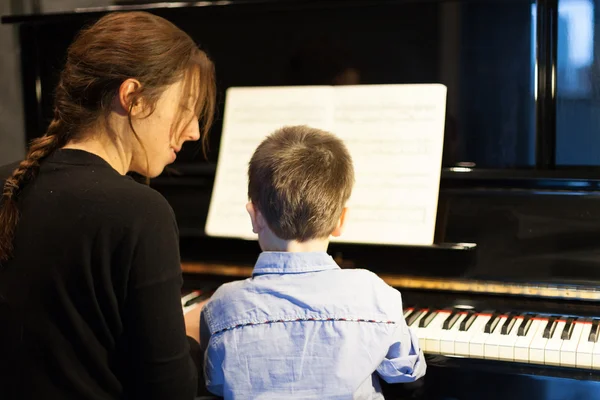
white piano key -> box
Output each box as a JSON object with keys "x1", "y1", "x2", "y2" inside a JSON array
[
  {"x1": 497, "y1": 316, "x2": 521, "y2": 361},
  {"x1": 544, "y1": 319, "x2": 566, "y2": 366},
  {"x1": 410, "y1": 310, "x2": 433, "y2": 351},
  {"x1": 484, "y1": 315, "x2": 508, "y2": 360},
  {"x1": 576, "y1": 322, "x2": 594, "y2": 369},
  {"x1": 454, "y1": 314, "x2": 491, "y2": 357},
  {"x1": 469, "y1": 313, "x2": 499, "y2": 358},
  {"x1": 440, "y1": 313, "x2": 468, "y2": 355},
  {"x1": 421, "y1": 311, "x2": 451, "y2": 354},
  {"x1": 514, "y1": 319, "x2": 544, "y2": 363},
  {"x1": 181, "y1": 290, "x2": 201, "y2": 307},
  {"x1": 529, "y1": 317, "x2": 552, "y2": 364},
  {"x1": 592, "y1": 340, "x2": 600, "y2": 369},
  {"x1": 560, "y1": 320, "x2": 584, "y2": 368}
]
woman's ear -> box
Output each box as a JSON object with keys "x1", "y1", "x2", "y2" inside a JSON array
[
  {"x1": 331, "y1": 207, "x2": 349, "y2": 237},
  {"x1": 116, "y1": 78, "x2": 143, "y2": 117}
]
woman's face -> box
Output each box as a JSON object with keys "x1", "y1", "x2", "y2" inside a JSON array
[{"x1": 130, "y1": 79, "x2": 200, "y2": 177}]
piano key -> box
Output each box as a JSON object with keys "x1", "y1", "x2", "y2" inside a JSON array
[
  {"x1": 561, "y1": 317, "x2": 576, "y2": 340},
  {"x1": 455, "y1": 314, "x2": 491, "y2": 357},
  {"x1": 442, "y1": 311, "x2": 461, "y2": 330},
  {"x1": 542, "y1": 316, "x2": 558, "y2": 339},
  {"x1": 418, "y1": 310, "x2": 437, "y2": 328},
  {"x1": 593, "y1": 340, "x2": 600, "y2": 369},
  {"x1": 470, "y1": 312, "x2": 498, "y2": 358},
  {"x1": 421, "y1": 311, "x2": 451, "y2": 354},
  {"x1": 514, "y1": 318, "x2": 544, "y2": 363},
  {"x1": 440, "y1": 313, "x2": 468, "y2": 355},
  {"x1": 529, "y1": 317, "x2": 551, "y2": 364},
  {"x1": 498, "y1": 315, "x2": 523, "y2": 361},
  {"x1": 404, "y1": 306, "x2": 600, "y2": 371},
  {"x1": 589, "y1": 319, "x2": 600, "y2": 343},
  {"x1": 408, "y1": 308, "x2": 428, "y2": 329},
  {"x1": 544, "y1": 319, "x2": 566, "y2": 366},
  {"x1": 484, "y1": 312, "x2": 501, "y2": 334},
  {"x1": 501, "y1": 313, "x2": 518, "y2": 335},
  {"x1": 403, "y1": 308, "x2": 414, "y2": 319},
  {"x1": 406, "y1": 309, "x2": 425, "y2": 327},
  {"x1": 576, "y1": 321, "x2": 594, "y2": 368},
  {"x1": 181, "y1": 290, "x2": 202, "y2": 307},
  {"x1": 484, "y1": 314, "x2": 508, "y2": 359},
  {"x1": 560, "y1": 319, "x2": 584, "y2": 367},
  {"x1": 517, "y1": 314, "x2": 533, "y2": 336},
  {"x1": 459, "y1": 311, "x2": 477, "y2": 331}
]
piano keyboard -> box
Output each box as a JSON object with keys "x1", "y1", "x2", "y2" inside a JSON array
[{"x1": 404, "y1": 307, "x2": 600, "y2": 369}]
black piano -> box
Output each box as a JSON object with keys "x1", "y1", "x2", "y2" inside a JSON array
[{"x1": 4, "y1": 1, "x2": 600, "y2": 399}]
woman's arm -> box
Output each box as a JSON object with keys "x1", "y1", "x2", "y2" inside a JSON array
[{"x1": 121, "y1": 193, "x2": 198, "y2": 399}]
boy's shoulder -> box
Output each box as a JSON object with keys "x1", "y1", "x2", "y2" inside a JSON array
[
  {"x1": 336, "y1": 267, "x2": 401, "y2": 293},
  {"x1": 204, "y1": 268, "x2": 405, "y2": 328},
  {"x1": 340, "y1": 268, "x2": 404, "y2": 307}
]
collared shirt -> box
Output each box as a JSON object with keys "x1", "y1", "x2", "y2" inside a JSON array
[{"x1": 200, "y1": 252, "x2": 426, "y2": 399}]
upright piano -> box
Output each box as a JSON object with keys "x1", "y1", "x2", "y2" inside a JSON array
[{"x1": 4, "y1": 1, "x2": 600, "y2": 399}]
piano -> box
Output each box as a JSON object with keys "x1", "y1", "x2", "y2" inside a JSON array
[{"x1": 4, "y1": 1, "x2": 600, "y2": 399}]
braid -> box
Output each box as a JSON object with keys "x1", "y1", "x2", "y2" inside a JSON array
[{"x1": 0, "y1": 119, "x2": 65, "y2": 264}]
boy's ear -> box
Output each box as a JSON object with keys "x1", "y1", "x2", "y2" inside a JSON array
[
  {"x1": 331, "y1": 207, "x2": 349, "y2": 237},
  {"x1": 246, "y1": 202, "x2": 264, "y2": 234}
]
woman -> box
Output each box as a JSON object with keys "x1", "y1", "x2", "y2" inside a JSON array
[{"x1": 0, "y1": 11, "x2": 215, "y2": 399}]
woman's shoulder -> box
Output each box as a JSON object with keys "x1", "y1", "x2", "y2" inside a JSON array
[{"x1": 93, "y1": 176, "x2": 176, "y2": 224}]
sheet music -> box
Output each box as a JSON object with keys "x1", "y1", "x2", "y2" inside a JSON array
[
  {"x1": 205, "y1": 84, "x2": 447, "y2": 246},
  {"x1": 331, "y1": 84, "x2": 446, "y2": 245}
]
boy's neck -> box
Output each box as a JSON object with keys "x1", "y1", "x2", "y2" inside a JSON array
[{"x1": 260, "y1": 235, "x2": 329, "y2": 253}]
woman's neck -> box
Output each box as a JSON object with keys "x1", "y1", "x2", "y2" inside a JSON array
[{"x1": 63, "y1": 130, "x2": 131, "y2": 175}]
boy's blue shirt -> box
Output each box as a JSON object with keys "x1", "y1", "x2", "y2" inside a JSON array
[{"x1": 200, "y1": 251, "x2": 426, "y2": 399}]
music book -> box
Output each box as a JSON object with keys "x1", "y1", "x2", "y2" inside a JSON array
[{"x1": 205, "y1": 84, "x2": 447, "y2": 246}]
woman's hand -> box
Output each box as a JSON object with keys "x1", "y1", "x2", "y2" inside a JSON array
[{"x1": 183, "y1": 299, "x2": 209, "y2": 343}]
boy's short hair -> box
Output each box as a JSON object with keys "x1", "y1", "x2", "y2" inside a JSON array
[{"x1": 248, "y1": 125, "x2": 354, "y2": 241}]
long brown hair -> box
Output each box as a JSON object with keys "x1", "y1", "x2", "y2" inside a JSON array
[{"x1": 0, "y1": 11, "x2": 216, "y2": 263}]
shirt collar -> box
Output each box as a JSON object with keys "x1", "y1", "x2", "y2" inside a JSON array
[{"x1": 252, "y1": 252, "x2": 340, "y2": 276}]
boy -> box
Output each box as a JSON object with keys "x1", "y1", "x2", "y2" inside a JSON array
[{"x1": 200, "y1": 125, "x2": 425, "y2": 399}]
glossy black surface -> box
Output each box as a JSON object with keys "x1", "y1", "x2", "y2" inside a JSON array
[{"x1": 6, "y1": 0, "x2": 536, "y2": 168}]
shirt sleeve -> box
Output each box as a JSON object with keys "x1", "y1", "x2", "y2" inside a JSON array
[
  {"x1": 376, "y1": 316, "x2": 427, "y2": 383},
  {"x1": 201, "y1": 308, "x2": 224, "y2": 397},
  {"x1": 121, "y1": 194, "x2": 198, "y2": 399}
]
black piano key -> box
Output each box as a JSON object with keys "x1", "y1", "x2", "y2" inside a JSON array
[
  {"x1": 501, "y1": 314, "x2": 518, "y2": 335},
  {"x1": 183, "y1": 292, "x2": 210, "y2": 307},
  {"x1": 543, "y1": 317, "x2": 558, "y2": 339},
  {"x1": 589, "y1": 320, "x2": 600, "y2": 343},
  {"x1": 406, "y1": 309, "x2": 425, "y2": 327},
  {"x1": 517, "y1": 315, "x2": 533, "y2": 336},
  {"x1": 484, "y1": 312, "x2": 501, "y2": 334},
  {"x1": 560, "y1": 318, "x2": 577, "y2": 340},
  {"x1": 561, "y1": 317, "x2": 576, "y2": 340},
  {"x1": 418, "y1": 310, "x2": 437, "y2": 328},
  {"x1": 442, "y1": 311, "x2": 460, "y2": 330},
  {"x1": 459, "y1": 311, "x2": 477, "y2": 332}
]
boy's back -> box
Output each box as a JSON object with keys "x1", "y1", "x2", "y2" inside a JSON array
[
  {"x1": 201, "y1": 126, "x2": 425, "y2": 398},
  {"x1": 201, "y1": 252, "x2": 425, "y2": 399}
]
